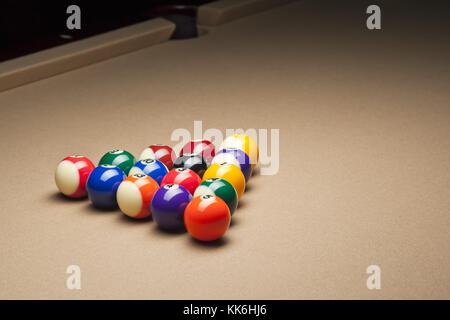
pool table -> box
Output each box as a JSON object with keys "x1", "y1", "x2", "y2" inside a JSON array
[{"x1": 0, "y1": 0, "x2": 449, "y2": 299}]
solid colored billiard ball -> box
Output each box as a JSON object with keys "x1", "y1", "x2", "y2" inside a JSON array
[
  {"x1": 151, "y1": 184, "x2": 192, "y2": 231},
  {"x1": 220, "y1": 134, "x2": 259, "y2": 170},
  {"x1": 173, "y1": 153, "x2": 208, "y2": 177},
  {"x1": 212, "y1": 148, "x2": 252, "y2": 182},
  {"x1": 86, "y1": 165, "x2": 126, "y2": 209},
  {"x1": 98, "y1": 149, "x2": 135, "y2": 175},
  {"x1": 202, "y1": 163, "x2": 246, "y2": 199},
  {"x1": 139, "y1": 144, "x2": 176, "y2": 169},
  {"x1": 184, "y1": 195, "x2": 231, "y2": 241},
  {"x1": 116, "y1": 173, "x2": 159, "y2": 219},
  {"x1": 179, "y1": 140, "x2": 215, "y2": 164},
  {"x1": 194, "y1": 178, "x2": 238, "y2": 215},
  {"x1": 161, "y1": 168, "x2": 201, "y2": 195},
  {"x1": 128, "y1": 159, "x2": 168, "y2": 185},
  {"x1": 54, "y1": 155, "x2": 95, "y2": 198}
]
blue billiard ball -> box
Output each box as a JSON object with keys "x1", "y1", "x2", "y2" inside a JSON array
[
  {"x1": 129, "y1": 159, "x2": 168, "y2": 185},
  {"x1": 86, "y1": 165, "x2": 126, "y2": 209},
  {"x1": 150, "y1": 184, "x2": 192, "y2": 231},
  {"x1": 213, "y1": 148, "x2": 252, "y2": 181}
]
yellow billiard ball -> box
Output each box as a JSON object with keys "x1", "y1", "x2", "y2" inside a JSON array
[{"x1": 220, "y1": 134, "x2": 259, "y2": 170}]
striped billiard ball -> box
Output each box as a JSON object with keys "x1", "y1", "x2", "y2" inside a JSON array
[
  {"x1": 179, "y1": 140, "x2": 215, "y2": 165},
  {"x1": 117, "y1": 173, "x2": 159, "y2": 219},
  {"x1": 194, "y1": 178, "x2": 238, "y2": 215},
  {"x1": 212, "y1": 148, "x2": 252, "y2": 182},
  {"x1": 54, "y1": 155, "x2": 95, "y2": 198},
  {"x1": 98, "y1": 149, "x2": 135, "y2": 175},
  {"x1": 128, "y1": 159, "x2": 168, "y2": 185},
  {"x1": 86, "y1": 165, "x2": 126, "y2": 209},
  {"x1": 220, "y1": 134, "x2": 259, "y2": 170},
  {"x1": 139, "y1": 144, "x2": 176, "y2": 170}
]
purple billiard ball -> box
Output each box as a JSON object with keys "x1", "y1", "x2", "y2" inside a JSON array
[
  {"x1": 213, "y1": 148, "x2": 252, "y2": 181},
  {"x1": 150, "y1": 184, "x2": 192, "y2": 231}
]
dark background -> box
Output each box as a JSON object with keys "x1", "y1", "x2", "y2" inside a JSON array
[
  {"x1": 0, "y1": 0, "x2": 449, "y2": 61},
  {"x1": 0, "y1": 0, "x2": 215, "y2": 62}
]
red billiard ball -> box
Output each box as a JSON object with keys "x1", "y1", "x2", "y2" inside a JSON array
[
  {"x1": 184, "y1": 195, "x2": 231, "y2": 241},
  {"x1": 180, "y1": 140, "x2": 215, "y2": 165},
  {"x1": 55, "y1": 155, "x2": 95, "y2": 198},
  {"x1": 139, "y1": 144, "x2": 176, "y2": 169},
  {"x1": 161, "y1": 168, "x2": 201, "y2": 195}
]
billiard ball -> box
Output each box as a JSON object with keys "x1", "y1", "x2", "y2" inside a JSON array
[
  {"x1": 139, "y1": 144, "x2": 176, "y2": 169},
  {"x1": 173, "y1": 153, "x2": 207, "y2": 177},
  {"x1": 151, "y1": 184, "x2": 192, "y2": 231},
  {"x1": 116, "y1": 173, "x2": 159, "y2": 219},
  {"x1": 212, "y1": 148, "x2": 252, "y2": 182},
  {"x1": 202, "y1": 163, "x2": 246, "y2": 199},
  {"x1": 194, "y1": 178, "x2": 238, "y2": 215},
  {"x1": 128, "y1": 159, "x2": 168, "y2": 185},
  {"x1": 179, "y1": 140, "x2": 215, "y2": 164},
  {"x1": 86, "y1": 165, "x2": 126, "y2": 209},
  {"x1": 98, "y1": 149, "x2": 135, "y2": 175},
  {"x1": 161, "y1": 168, "x2": 201, "y2": 195},
  {"x1": 220, "y1": 134, "x2": 259, "y2": 170},
  {"x1": 54, "y1": 155, "x2": 95, "y2": 198},
  {"x1": 184, "y1": 195, "x2": 231, "y2": 241}
]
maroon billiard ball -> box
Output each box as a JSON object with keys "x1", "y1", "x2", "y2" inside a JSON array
[
  {"x1": 139, "y1": 144, "x2": 176, "y2": 169},
  {"x1": 179, "y1": 140, "x2": 215, "y2": 164}
]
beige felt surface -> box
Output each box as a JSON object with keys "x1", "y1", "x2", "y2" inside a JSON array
[{"x1": 0, "y1": 0, "x2": 449, "y2": 299}]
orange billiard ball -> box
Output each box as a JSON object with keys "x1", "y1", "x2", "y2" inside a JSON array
[
  {"x1": 184, "y1": 195, "x2": 231, "y2": 241},
  {"x1": 116, "y1": 173, "x2": 159, "y2": 219}
]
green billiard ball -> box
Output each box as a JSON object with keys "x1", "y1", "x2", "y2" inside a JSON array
[
  {"x1": 194, "y1": 178, "x2": 238, "y2": 215},
  {"x1": 99, "y1": 149, "x2": 135, "y2": 175}
]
